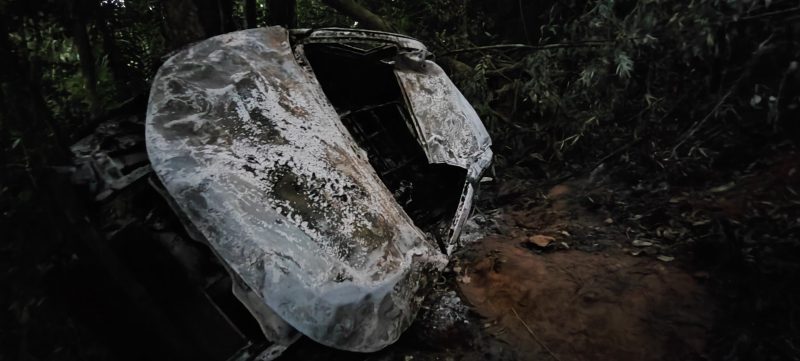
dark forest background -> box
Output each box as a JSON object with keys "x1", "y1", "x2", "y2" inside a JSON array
[{"x1": 2, "y1": 0, "x2": 800, "y2": 360}]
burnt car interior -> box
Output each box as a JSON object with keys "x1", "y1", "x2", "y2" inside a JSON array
[{"x1": 301, "y1": 42, "x2": 466, "y2": 245}]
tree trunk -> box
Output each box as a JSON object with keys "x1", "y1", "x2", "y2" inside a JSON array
[
  {"x1": 320, "y1": 0, "x2": 394, "y2": 32},
  {"x1": 267, "y1": 0, "x2": 297, "y2": 28},
  {"x1": 69, "y1": 1, "x2": 101, "y2": 117},
  {"x1": 193, "y1": 0, "x2": 221, "y2": 36},
  {"x1": 161, "y1": 0, "x2": 206, "y2": 49},
  {"x1": 97, "y1": 3, "x2": 130, "y2": 97},
  {"x1": 245, "y1": 0, "x2": 258, "y2": 28},
  {"x1": 218, "y1": 0, "x2": 234, "y2": 33},
  {"x1": 192, "y1": 0, "x2": 234, "y2": 36},
  {"x1": 0, "y1": 17, "x2": 69, "y2": 164}
]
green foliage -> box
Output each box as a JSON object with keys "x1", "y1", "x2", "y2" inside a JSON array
[
  {"x1": 3, "y1": 0, "x2": 794, "y2": 162},
  {"x1": 106, "y1": 0, "x2": 168, "y2": 90},
  {"x1": 2, "y1": 0, "x2": 166, "y2": 132},
  {"x1": 297, "y1": 0, "x2": 350, "y2": 27},
  {"x1": 0, "y1": 1, "x2": 798, "y2": 359},
  {"x1": 429, "y1": 0, "x2": 795, "y2": 170}
]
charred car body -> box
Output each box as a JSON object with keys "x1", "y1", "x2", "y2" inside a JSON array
[{"x1": 70, "y1": 27, "x2": 491, "y2": 359}]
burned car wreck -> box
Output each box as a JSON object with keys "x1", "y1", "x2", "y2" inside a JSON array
[{"x1": 71, "y1": 26, "x2": 491, "y2": 359}]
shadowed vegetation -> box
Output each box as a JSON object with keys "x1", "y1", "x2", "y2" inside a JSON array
[{"x1": 2, "y1": 0, "x2": 799, "y2": 360}]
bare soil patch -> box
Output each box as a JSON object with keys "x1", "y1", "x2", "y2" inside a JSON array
[{"x1": 459, "y1": 239, "x2": 712, "y2": 361}]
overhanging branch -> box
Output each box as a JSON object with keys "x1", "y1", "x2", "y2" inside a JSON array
[
  {"x1": 440, "y1": 41, "x2": 611, "y2": 57},
  {"x1": 321, "y1": 0, "x2": 395, "y2": 32}
]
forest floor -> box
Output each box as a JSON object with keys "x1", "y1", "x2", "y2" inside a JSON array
[
  {"x1": 284, "y1": 141, "x2": 800, "y2": 360},
  {"x1": 3, "y1": 135, "x2": 798, "y2": 360},
  {"x1": 448, "y1": 180, "x2": 714, "y2": 361},
  {"x1": 446, "y1": 141, "x2": 799, "y2": 361}
]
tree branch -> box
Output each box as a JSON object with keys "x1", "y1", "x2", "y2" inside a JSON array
[
  {"x1": 321, "y1": 0, "x2": 395, "y2": 32},
  {"x1": 736, "y1": 6, "x2": 800, "y2": 21},
  {"x1": 440, "y1": 41, "x2": 610, "y2": 57},
  {"x1": 245, "y1": 0, "x2": 258, "y2": 28},
  {"x1": 267, "y1": 0, "x2": 296, "y2": 28},
  {"x1": 69, "y1": 0, "x2": 101, "y2": 116},
  {"x1": 161, "y1": 0, "x2": 206, "y2": 48}
]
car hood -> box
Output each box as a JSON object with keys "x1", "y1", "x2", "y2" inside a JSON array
[{"x1": 146, "y1": 27, "x2": 447, "y2": 352}]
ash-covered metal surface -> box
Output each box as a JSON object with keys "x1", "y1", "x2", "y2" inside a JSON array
[
  {"x1": 71, "y1": 116, "x2": 152, "y2": 200},
  {"x1": 394, "y1": 62, "x2": 492, "y2": 172},
  {"x1": 145, "y1": 26, "x2": 491, "y2": 353}
]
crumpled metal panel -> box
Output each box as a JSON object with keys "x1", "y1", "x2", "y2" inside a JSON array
[
  {"x1": 71, "y1": 116, "x2": 152, "y2": 200},
  {"x1": 394, "y1": 63, "x2": 493, "y2": 171},
  {"x1": 145, "y1": 27, "x2": 446, "y2": 352},
  {"x1": 293, "y1": 28, "x2": 493, "y2": 255},
  {"x1": 394, "y1": 62, "x2": 493, "y2": 253},
  {"x1": 292, "y1": 28, "x2": 427, "y2": 52}
]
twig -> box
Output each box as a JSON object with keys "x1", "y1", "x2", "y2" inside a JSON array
[
  {"x1": 593, "y1": 139, "x2": 641, "y2": 168},
  {"x1": 440, "y1": 41, "x2": 609, "y2": 57},
  {"x1": 670, "y1": 87, "x2": 735, "y2": 158},
  {"x1": 589, "y1": 97, "x2": 686, "y2": 172},
  {"x1": 511, "y1": 307, "x2": 562, "y2": 361},
  {"x1": 775, "y1": 61, "x2": 798, "y2": 129},
  {"x1": 737, "y1": 6, "x2": 800, "y2": 21},
  {"x1": 671, "y1": 36, "x2": 776, "y2": 158},
  {"x1": 488, "y1": 109, "x2": 524, "y2": 130}
]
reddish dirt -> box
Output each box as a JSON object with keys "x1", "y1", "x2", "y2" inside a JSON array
[
  {"x1": 455, "y1": 183, "x2": 715, "y2": 361},
  {"x1": 459, "y1": 240, "x2": 712, "y2": 361}
]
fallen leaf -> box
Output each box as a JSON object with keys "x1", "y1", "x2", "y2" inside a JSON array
[
  {"x1": 710, "y1": 182, "x2": 735, "y2": 193},
  {"x1": 632, "y1": 239, "x2": 653, "y2": 247},
  {"x1": 528, "y1": 234, "x2": 555, "y2": 247},
  {"x1": 644, "y1": 247, "x2": 659, "y2": 256},
  {"x1": 657, "y1": 255, "x2": 675, "y2": 262},
  {"x1": 604, "y1": 218, "x2": 614, "y2": 224}
]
